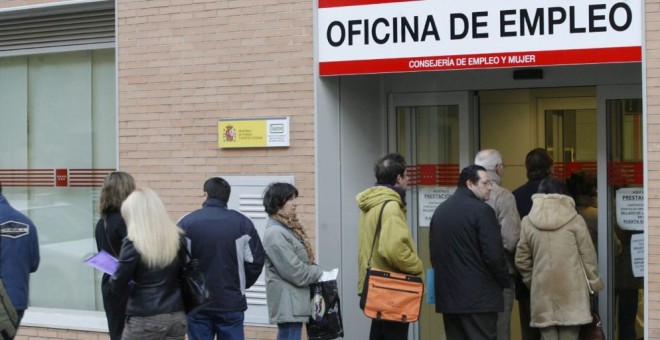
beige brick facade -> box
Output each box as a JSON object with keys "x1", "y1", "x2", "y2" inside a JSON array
[
  {"x1": 116, "y1": 0, "x2": 314, "y2": 339},
  {"x1": 116, "y1": 0, "x2": 316, "y2": 222}
]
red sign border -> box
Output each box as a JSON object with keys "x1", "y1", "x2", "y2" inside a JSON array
[{"x1": 319, "y1": 46, "x2": 641, "y2": 76}]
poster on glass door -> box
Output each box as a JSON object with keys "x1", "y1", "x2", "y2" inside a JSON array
[
  {"x1": 418, "y1": 186, "x2": 456, "y2": 227},
  {"x1": 615, "y1": 187, "x2": 644, "y2": 231},
  {"x1": 630, "y1": 233, "x2": 644, "y2": 277}
]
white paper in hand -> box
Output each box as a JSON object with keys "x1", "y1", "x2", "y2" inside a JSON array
[{"x1": 319, "y1": 268, "x2": 338, "y2": 282}]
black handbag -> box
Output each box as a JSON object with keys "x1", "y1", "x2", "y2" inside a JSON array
[
  {"x1": 179, "y1": 238, "x2": 215, "y2": 314},
  {"x1": 579, "y1": 294, "x2": 605, "y2": 340},
  {"x1": 579, "y1": 259, "x2": 606, "y2": 340},
  {"x1": 307, "y1": 279, "x2": 344, "y2": 340}
]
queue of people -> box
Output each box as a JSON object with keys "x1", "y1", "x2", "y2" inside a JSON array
[
  {"x1": 362, "y1": 149, "x2": 604, "y2": 340},
  {"x1": 90, "y1": 150, "x2": 605, "y2": 340},
  {"x1": 0, "y1": 147, "x2": 623, "y2": 340},
  {"x1": 91, "y1": 174, "x2": 326, "y2": 340}
]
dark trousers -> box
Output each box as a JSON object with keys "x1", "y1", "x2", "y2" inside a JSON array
[
  {"x1": 187, "y1": 310, "x2": 246, "y2": 340},
  {"x1": 518, "y1": 291, "x2": 541, "y2": 340},
  {"x1": 369, "y1": 319, "x2": 409, "y2": 340},
  {"x1": 122, "y1": 311, "x2": 187, "y2": 340},
  {"x1": 101, "y1": 280, "x2": 130, "y2": 340},
  {"x1": 617, "y1": 289, "x2": 639, "y2": 340},
  {"x1": 443, "y1": 313, "x2": 498, "y2": 340}
]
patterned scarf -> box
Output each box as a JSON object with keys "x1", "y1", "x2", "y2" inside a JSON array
[{"x1": 272, "y1": 211, "x2": 315, "y2": 264}]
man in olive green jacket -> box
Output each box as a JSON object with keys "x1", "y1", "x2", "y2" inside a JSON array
[{"x1": 357, "y1": 153, "x2": 424, "y2": 340}]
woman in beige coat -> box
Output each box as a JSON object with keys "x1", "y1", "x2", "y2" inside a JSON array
[{"x1": 515, "y1": 178, "x2": 603, "y2": 340}]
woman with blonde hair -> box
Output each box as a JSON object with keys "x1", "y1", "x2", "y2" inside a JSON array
[
  {"x1": 95, "y1": 171, "x2": 135, "y2": 340},
  {"x1": 109, "y1": 188, "x2": 187, "y2": 340}
]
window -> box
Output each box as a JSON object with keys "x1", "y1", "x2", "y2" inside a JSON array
[{"x1": 0, "y1": 49, "x2": 116, "y2": 311}]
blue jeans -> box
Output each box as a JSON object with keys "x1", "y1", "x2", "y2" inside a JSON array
[
  {"x1": 187, "y1": 310, "x2": 245, "y2": 340},
  {"x1": 277, "y1": 322, "x2": 302, "y2": 340}
]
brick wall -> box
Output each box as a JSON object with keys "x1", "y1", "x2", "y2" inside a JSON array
[
  {"x1": 15, "y1": 327, "x2": 279, "y2": 340},
  {"x1": 116, "y1": 0, "x2": 315, "y2": 339},
  {"x1": 116, "y1": 0, "x2": 316, "y2": 218},
  {"x1": 15, "y1": 327, "x2": 109, "y2": 340},
  {"x1": 646, "y1": 0, "x2": 659, "y2": 337}
]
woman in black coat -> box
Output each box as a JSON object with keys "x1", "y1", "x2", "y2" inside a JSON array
[{"x1": 94, "y1": 171, "x2": 135, "y2": 340}]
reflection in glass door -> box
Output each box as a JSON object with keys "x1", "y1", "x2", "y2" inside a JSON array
[
  {"x1": 607, "y1": 97, "x2": 644, "y2": 340},
  {"x1": 390, "y1": 91, "x2": 473, "y2": 340},
  {"x1": 543, "y1": 106, "x2": 599, "y2": 255},
  {"x1": 398, "y1": 105, "x2": 459, "y2": 340}
]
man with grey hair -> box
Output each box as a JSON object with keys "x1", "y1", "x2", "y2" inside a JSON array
[{"x1": 475, "y1": 149, "x2": 521, "y2": 340}]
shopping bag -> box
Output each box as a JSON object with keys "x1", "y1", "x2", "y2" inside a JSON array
[
  {"x1": 359, "y1": 267, "x2": 423, "y2": 323},
  {"x1": 306, "y1": 280, "x2": 344, "y2": 340},
  {"x1": 0, "y1": 280, "x2": 17, "y2": 340},
  {"x1": 179, "y1": 239, "x2": 215, "y2": 314}
]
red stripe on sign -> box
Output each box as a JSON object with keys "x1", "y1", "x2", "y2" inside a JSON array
[
  {"x1": 319, "y1": 0, "x2": 418, "y2": 8},
  {"x1": 0, "y1": 169, "x2": 55, "y2": 187},
  {"x1": 319, "y1": 46, "x2": 641, "y2": 76},
  {"x1": 0, "y1": 168, "x2": 115, "y2": 188},
  {"x1": 69, "y1": 168, "x2": 115, "y2": 187}
]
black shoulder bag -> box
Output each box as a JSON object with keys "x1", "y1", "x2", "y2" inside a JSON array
[{"x1": 179, "y1": 237, "x2": 215, "y2": 314}]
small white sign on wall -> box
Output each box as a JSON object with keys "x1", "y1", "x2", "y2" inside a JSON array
[
  {"x1": 418, "y1": 186, "x2": 456, "y2": 227},
  {"x1": 615, "y1": 187, "x2": 644, "y2": 231}
]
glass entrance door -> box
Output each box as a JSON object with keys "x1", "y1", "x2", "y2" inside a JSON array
[
  {"x1": 598, "y1": 85, "x2": 644, "y2": 340},
  {"x1": 389, "y1": 91, "x2": 474, "y2": 340}
]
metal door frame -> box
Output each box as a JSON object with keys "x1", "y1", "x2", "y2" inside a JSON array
[{"x1": 597, "y1": 84, "x2": 644, "y2": 339}]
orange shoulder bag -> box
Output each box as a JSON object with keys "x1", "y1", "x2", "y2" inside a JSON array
[{"x1": 359, "y1": 200, "x2": 424, "y2": 323}]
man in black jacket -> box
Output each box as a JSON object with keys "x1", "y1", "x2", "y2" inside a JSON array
[
  {"x1": 178, "y1": 177, "x2": 265, "y2": 340},
  {"x1": 430, "y1": 165, "x2": 510, "y2": 340}
]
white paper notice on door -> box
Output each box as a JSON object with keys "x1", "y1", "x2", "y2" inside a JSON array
[
  {"x1": 616, "y1": 188, "x2": 644, "y2": 231},
  {"x1": 418, "y1": 186, "x2": 456, "y2": 227},
  {"x1": 630, "y1": 233, "x2": 644, "y2": 278}
]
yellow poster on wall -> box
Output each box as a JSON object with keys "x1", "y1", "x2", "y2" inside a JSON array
[{"x1": 218, "y1": 117, "x2": 289, "y2": 148}]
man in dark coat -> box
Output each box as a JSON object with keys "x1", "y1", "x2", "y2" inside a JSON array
[
  {"x1": 511, "y1": 148, "x2": 553, "y2": 340},
  {"x1": 430, "y1": 165, "x2": 510, "y2": 340},
  {"x1": 178, "y1": 177, "x2": 265, "y2": 340}
]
